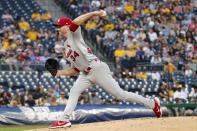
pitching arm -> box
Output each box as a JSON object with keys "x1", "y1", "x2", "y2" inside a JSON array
[{"x1": 72, "y1": 10, "x2": 106, "y2": 26}]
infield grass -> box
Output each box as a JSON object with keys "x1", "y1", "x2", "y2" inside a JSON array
[{"x1": 0, "y1": 125, "x2": 48, "y2": 131}]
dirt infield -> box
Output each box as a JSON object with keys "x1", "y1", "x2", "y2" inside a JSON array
[{"x1": 26, "y1": 116, "x2": 197, "y2": 131}]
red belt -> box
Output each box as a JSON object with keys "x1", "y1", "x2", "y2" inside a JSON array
[{"x1": 83, "y1": 58, "x2": 98, "y2": 75}]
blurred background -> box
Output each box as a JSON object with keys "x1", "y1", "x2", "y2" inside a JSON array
[{"x1": 0, "y1": 0, "x2": 197, "y2": 124}]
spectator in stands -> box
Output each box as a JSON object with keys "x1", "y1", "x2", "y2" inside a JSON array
[
  {"x1": 148, "y1": 29, "x2": 158, "y2": 42},
  {"x1": 183, "y1": 64, "x2": 194, "y2": 77},
  {"x1": 89, "y1": 90, "x2": 100, "y2": 104},
  {"x1": 114, "y1": 45, "x2": 125, "y2": 64},
  {"x1": 96, "y1": 25, "x2": 105, "y2": 47},
  {"x1": 50, "y1": 95, "x2": 58, "y2": 106},
  {"x1": 104, "y1": 27, "x2": 116, "y2": 40},
  {"x1": 114, "y1": 67, "x2": 123, "y2": 78},
  {"x1": 28, "y1": 51, "x2": 36, "y2": 63},
  {"x1": 18, "y1": 88, "x2": 25, "y2": 106},
  {"x1": 158, "y1": 82, "x2": 169, "y2": 99},
  {"x1": 150, "y1": 68, "x2": 160, "y2": 81},
  {"x1": 1, "y1": 10, "x2": 14, "y2": 22},
  {"x1": 10, "y1": 95, "x2": 22, "y2": 107},
  {"x1": 129, "y1": 39, "x2": 140, "y2": 51},
  {"x1": 25, "y1": 93, "x2": 36, "y2": 107},
  {"x1": 136, "y1": 28, "x2": 146, "y2": 40},
  {"x1": 47, "y1": 87, "x2": 54, "y2": 97},
  {"x1": 33, "y1": 87, "x2": 45, "y2": 100},
  {"x1": 34, "y1": 50, "x2": 41, "y2": 63},
  {"x1": 138, "y1": 69, "x2": 148, "y2": 80},
  {"x1": 189, "y1": 85, "x2": 197, "y2": 103},
  {"x1": 50, "y1": 53, "x2": 58, "y2": 60},
  {"x1": 0, "y1": 92, "x2": 9, "y2": 107},
  {"x1": 136, "y1": 47, "x2": 145, "y2": 60},
  {"x1": 26, "y1": 28, "x2": 39, "y2": 41},
  {"x1": 163, "y1": 62, "x2": 177, "y2": 74},
  {"x1": 31, "y1": 10, "x2": 41, "y2": 21},
  {"x1": 91, "y1": 0, "x2": 101, "y2": 9},
  {"x1": 36, "y1": 95, "x2": 49, "y2": 106},
  {"x1": 122, "y1": 69, "x2": 132, "y2": 79},
  {"x1": 80, "y1": 2, "x2": 90, "y2": 13},
  {"x1": 163, "y1": 53, "x2": 172, "y2": 63},
  {"x1": 53, "y1": 85, "x2": 60, "y2": 98},
  {"x1": 40, "y1": 51, "x2": 50, "y2": 63},
  {"x1": 131, "y1": 67, "x2": 138, "y2": 79},
  {"x1": 126, "y1": 47, "x2": 136, "y2": 58},
  {"x1": 174, "y1": 84, "x2": 189, "y2": 104},
  {"x1": 85, "y1": 19, "x2": 97, "y2": 34},
  {"x1": 173, "y1": 52, "x2": 184, "y2": 70},
  {"x1": 57, "y1": 91, "x2": 67, "y2": 105},
  {"x1": 150, "y1": 53, "x2": 162, "y2": 64},
  {"x1": 2, "y1": 36, "x2": 17, "y2": 50},
  {"x1": 5, "y1": 54, "x2": 18, "y2": 71},
  {"x1": 79, "y1": 93, "x2": 93, "y2": 104},
  {"x1": 22, "y1": 57, "x2": 32, "y2": 71},
  {"x1": 18, "y1": 17, "x2": 30, "y2": 31},
  {"x1": 124, "y1": 1, "x2": 134, "y2": 13},
  {"x1": 10, "y1": 100, "x2": 18, "y2": 107},
  {"x1": 41, "y1": 10, "x2": 52, "y2": 21}
]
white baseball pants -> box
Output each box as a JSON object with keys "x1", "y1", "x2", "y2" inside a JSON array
[{"x1": 61, "y1": 61, "x2": 154, "y2": 121}]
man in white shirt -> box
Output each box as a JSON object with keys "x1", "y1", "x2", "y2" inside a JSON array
[
  {"x1": 150, "y1": 69, "x2": 160, "y2": 81},
  {"x1": 148, "y1": 29, "x2": 158, "y2": 42},
  {"x1": 57, "y1": 92, "x2": 68, "y2": 105},
  {"x1": 184, "y1": 64, "x2": 193, "y2": 77},
  {"x1": 174, "y1": 84, "x2": 188, "y2": 103},
  {"x1": 151, "y1": 54, "x2": 162, "y2": 64}
]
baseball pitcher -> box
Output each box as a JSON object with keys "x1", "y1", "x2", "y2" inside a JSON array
[{"x1": 45, "y1": 10, "x2": 162, "y2": 129}]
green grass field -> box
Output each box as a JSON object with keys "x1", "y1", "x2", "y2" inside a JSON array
[{"x1": 0, "y1": 125, "x2": 48, "y2": 131}]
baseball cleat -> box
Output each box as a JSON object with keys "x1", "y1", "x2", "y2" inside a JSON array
[
  {"x1": 153, "y1": 97, "x2": 162, "y2": 118},
  {"x1": 49, "y1": 121, "x2": 71, "y2": 129}
]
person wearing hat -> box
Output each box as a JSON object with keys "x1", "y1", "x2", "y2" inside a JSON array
[
  {"x1": 18, "y1": 88, "x2": 25, "y2": 106},
  {"x1": 49, "y1": 10, "x2": 161, "y2": 129},
  {"x1": 2, "y1": 36, "x2": 17, "y2": 50},
  {"x1": 173, "y1": 84, "x2": 188, "y2": 104}
]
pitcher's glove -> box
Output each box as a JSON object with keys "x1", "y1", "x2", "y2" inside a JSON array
[{"x1": 45, "y1": 58, "x2": 59, "y2": 77}]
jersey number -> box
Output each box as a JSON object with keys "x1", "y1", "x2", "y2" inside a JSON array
[{"x1": 66, "y1": 49, "x2": 79, "y2": 62}]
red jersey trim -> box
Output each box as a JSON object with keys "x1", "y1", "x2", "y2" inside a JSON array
[
  {"x1": 74, "y1": 68, "x2": 80, "y2": 73},
  {"x1": 69, "y1": 22, "x2": 79, "y2": 32}
]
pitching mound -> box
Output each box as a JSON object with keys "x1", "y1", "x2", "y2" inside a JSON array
[{"x1": 26, "y1": 116, "x2": 197, "y2": 131}]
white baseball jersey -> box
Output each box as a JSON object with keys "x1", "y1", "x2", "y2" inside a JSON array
[{"x1": 64, "y1": 24, "x2": 97, "y2": 72}]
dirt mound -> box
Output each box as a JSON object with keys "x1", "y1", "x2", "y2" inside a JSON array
[{"x1": 26, "y1": 116, "x2": 197, "y2": 131}]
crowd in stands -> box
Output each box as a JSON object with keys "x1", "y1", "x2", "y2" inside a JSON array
[
  {"x1": 0, "y1": 84, "x2": 106, "y2": 108},
  {"x1": 57, "y1": 0, "x2": 197, "y2": 70},
  {"x1": 0, "y1": 4, "x2": 68, "y2": 71}
]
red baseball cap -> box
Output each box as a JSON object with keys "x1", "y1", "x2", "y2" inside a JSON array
[{"x1": 53, "y1": 17, "x2": 72, "y2": 26}]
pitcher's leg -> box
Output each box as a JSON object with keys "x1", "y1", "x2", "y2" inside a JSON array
[
  {"x1": 61, "y1": 75, "x2": 92, "y2": 121},
  {"x1": 95, "y1": 70, "x2": 154, "y2": 109}
]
